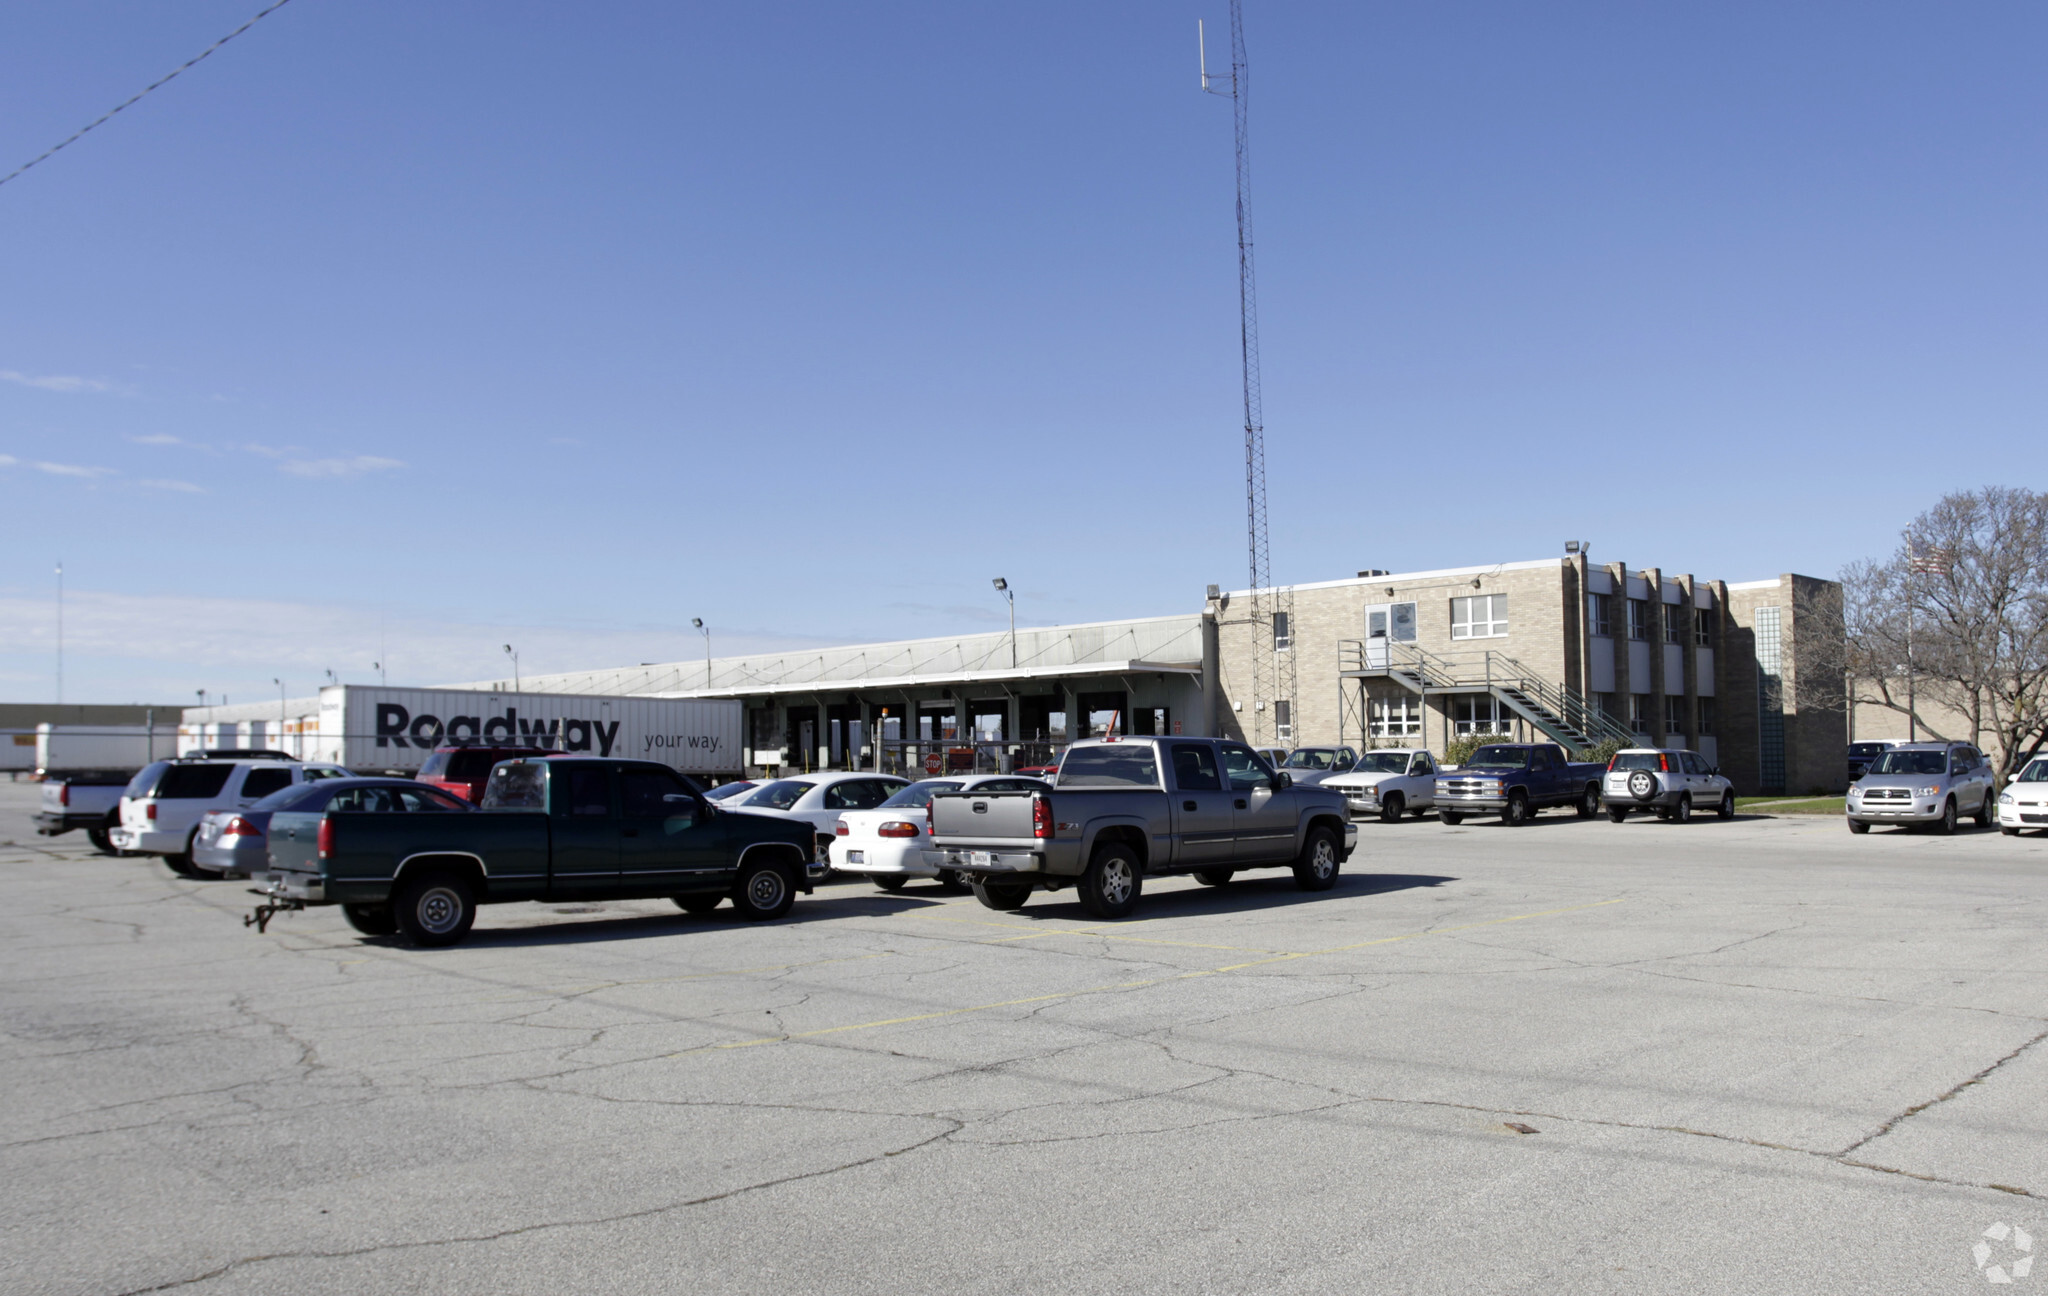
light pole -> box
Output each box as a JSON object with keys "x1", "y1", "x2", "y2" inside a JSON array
[
  {"x1": 373, "y1": 661, "x2": 386, "y2": 685},
  {"x1": 503, "y1": 644, "x2": 519, "y2": 692},
  {"x1": 992, "y1": 577, "x2": 1015, "y2": 668},
  {"x1": 692, "y1": 619, "x2": 711, "y2": 688},
  {"x1": 54, "y1": 560, "x2": 62, "y2": 704},
  {"x1": 272, "y1": 678, "x2": 286, "y2": 750}
]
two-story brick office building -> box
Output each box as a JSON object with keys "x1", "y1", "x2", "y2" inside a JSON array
[{"x1": 1210, "y1": 553, "x2": 1845, "y2": 796}]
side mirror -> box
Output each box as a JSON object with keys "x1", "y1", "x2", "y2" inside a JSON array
[{"x1": 1275, "y1": 772, "x2": 1293, "y2": 790}]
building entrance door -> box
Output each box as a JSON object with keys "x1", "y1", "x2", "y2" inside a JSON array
[{"x1": 1364, "y1": 602, "x2": 1417, "y2": 668}]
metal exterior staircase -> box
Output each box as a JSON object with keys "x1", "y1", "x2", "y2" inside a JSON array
[{"x1": 1337, "y1": 641, "x2": 1636, "y2": 752}]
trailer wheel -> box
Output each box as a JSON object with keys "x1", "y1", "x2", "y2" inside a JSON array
[
  {"x1": 971, "y1": 877, "x2": 1032, "y2": 911},
  {"x1": 341, "y1": 904, "x2": 398, "y2": 937},
  {"x1": 394, "y1": 870, "x2": 477, "y2": 947}
]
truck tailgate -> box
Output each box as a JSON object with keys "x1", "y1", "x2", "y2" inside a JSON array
[{"x1": 929, "y1": 790, "x2": 1038, "y2": 846}]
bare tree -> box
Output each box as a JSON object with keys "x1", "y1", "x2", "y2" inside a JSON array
[{"x1": 1843, "y1": 488, "x2": 2048, "y2": 774}]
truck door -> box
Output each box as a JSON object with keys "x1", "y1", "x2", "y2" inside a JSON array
[
  {"x1": 549, "y1": 764, "x2": 620, "y2": 898},
  {"x1": 1221, "y1": 742, "x2": 1295, "y2": 862},
  {"x1": 1168, "y1": 743, "x2": 1234, "y2": 866},
  {"x1": 617, "y1": 766, "x2": 729, "y2": 893}
]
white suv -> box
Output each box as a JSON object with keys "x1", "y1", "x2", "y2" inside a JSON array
[
  {"x1": 110, "y1": 757, "x2": 353, "y2": 878},
  {"x1": 1601, "y1": 749, "x2": 1734, "y2": 823}
]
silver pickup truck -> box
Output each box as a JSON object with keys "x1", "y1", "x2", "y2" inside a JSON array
[{"x1": 926, "y1": 736, "x2": 1357, "y2": 919}]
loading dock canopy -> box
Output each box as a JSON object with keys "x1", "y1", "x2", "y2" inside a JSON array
[{"x1": 654, "y1": 659, "x2": 1201, "y2": 700}]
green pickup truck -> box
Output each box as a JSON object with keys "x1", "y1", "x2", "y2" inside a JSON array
[{"x1": 257, "y1": 756, "x2": 818, "y2": 946}]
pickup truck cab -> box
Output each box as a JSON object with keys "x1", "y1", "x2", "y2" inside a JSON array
[
  {"x1": 33, "y1": 770, "x2": 132, "y2": 852},
  {"x1": 1434, "y1": 743, "x2": 1604, "y2": 826},
  {"x1": 1321, "y1": 748, "x2": 1437, "y2": 822},
  {"x1": 927, "y1": 736, "x2": 1356, "y2": 919},
  {"x1": 258, "y1": 755, "x2": 817, "y2": 946}
]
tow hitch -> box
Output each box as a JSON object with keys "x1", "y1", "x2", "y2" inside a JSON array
[{"x1": 244, "y1": 887, "x2": 302, "y2": 934}]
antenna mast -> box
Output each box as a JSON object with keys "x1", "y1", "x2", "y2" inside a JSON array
[{"x1": 1203, "y1": 2, "x2": 1293, "y2": 745}]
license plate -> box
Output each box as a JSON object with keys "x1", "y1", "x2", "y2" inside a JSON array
[
  {"x1": 970, "y1": 851, "x2": 995, "y2": 867},
  {"x1": 847, "y1": 850, "x2": 864, "y2": 863}
]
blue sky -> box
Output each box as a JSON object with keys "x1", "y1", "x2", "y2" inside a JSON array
[{"x1": 2, "y1": 1, "x2": 2043, "y2": 704}]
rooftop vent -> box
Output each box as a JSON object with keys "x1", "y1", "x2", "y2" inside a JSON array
[{"x1": 1357, "y1": 569, "x2": 1390, "y2": 578}]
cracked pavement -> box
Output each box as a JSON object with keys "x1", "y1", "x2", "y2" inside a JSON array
[{"x1": 3, "y1": 784, "x2": 2045, "y2": 1293}]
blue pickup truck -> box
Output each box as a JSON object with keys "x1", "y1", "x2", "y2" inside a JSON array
[{"x1": 1434, "y1": 742, "x2": 1605, "y2": 826}]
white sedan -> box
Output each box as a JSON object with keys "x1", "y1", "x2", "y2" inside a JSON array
[
  {"x1": 828, "y1": 774, "x2": 1050, "y2": 892},
  {"x1": 1998, "y1": 757, "x2": 2048, "y2": 835},
  {"x1": 1320, "y1": 748, "x2": 1438, "y2": 822},
  {"x1": 720, "y1": 772, "x2": 909, "y2": 861}
]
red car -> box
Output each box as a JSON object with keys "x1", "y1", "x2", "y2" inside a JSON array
[{"x1": 416, "y1": 745, "x2": 555, "y2": 804}]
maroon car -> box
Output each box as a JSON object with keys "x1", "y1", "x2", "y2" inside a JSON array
[{"x1": 415, "y1": 745, "x2": 555, "y2": 804}]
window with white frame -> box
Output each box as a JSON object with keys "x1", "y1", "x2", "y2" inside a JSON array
[
  {"x1": 1274, "y1": 699, "x2": 1293, "y2": 741},
  {"x1": 1663, "y1": 695, "x2": 1686, "y2": 737},
  {"x1": 1453, "y1": 695, "x2": 1510, "y2": 736},
  {"x1": 1587, "y1": 593, "x2": 1612, "y2": 637},
  {"x1": 1272, "y1": 611, "x2": 1291, "y2": 652},
  {"x1": 1450, "y1": 593, "x2": 1509, "y2": 640},
  {"x1": 1370, "y1": 696, "x2": 1422, "y2": 738},
  {"x1": 1627, "y1": 598, "x2": 1649, "y2": 641}
]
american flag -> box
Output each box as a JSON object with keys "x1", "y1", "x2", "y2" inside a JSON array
[{"x1": 1909, "y1": 545, "x2": 1953, "y2": 575}]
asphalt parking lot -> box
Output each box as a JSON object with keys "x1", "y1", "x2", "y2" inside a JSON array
[{"x1": 4, "y1": 782, "x2": 2046, "y2": 1295}]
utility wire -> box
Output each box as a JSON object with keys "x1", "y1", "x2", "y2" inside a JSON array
[{"x1": 0, "y1": 0, "x2": 300, "y2": 191}]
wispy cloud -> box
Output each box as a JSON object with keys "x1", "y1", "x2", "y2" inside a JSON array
[
  {"x1": 139, "y1": 479, "x2": 206, "y2": 494},
  {"x1": 128, "y1": 433, "x2": 187, "y2": 447},
  {"x1": 0, "y1": 369, "x2": 111, "y2": 395},
  {"x1": 0, "y1": 455, "x2": 15, "y2": 468},
  {"x1": 33, "y1": 461, "x2": 115, "y2": 479},
  {"x1": 278, "y1": 455, "x2": 403, "y2": 479}
]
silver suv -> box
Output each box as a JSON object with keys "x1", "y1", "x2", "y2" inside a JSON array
[
  {"x1": 1846, "y1": 742, "x2": 1994, "y2": 835},
  {"x1": 1600, "y1": 748, "x2": 1733, "y2": 823}
]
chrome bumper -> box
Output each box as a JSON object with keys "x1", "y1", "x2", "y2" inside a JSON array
[{"x1": 927, "y1": 848, "x2": 1043, "y2": 874}]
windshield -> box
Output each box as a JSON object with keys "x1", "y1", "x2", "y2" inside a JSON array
[
  {"x1": 1283, "y1": 750, "x2": 1335, "y2": 770},
  {"x1": 480, "y1": 763, "x2": 549, "y2": 810},
  {"x1": 704, "y1": 781, "x2": 756, "y2": 801},
  {"x1": 1355, "y1": 753, "x2": 1409, "y2": 774},
  {"x1": 1870, "y1": 750, "x2": 1948, "y2": 776},
  {"x1": 880, "y1": 780, "x2": 963, "y2": 809},
  {"x1": 745, "y1": 780, "x2": 815, "y2": 810},
  {"x1": 123, "y1": 760, "x2": 170, "y2": 798},
  {"x1": 2017, "y1": 760, "x2": 2048, "y2": 784},
  {"x1": 1462, "y1": 746, "x2": 1530, "y2": 770}
]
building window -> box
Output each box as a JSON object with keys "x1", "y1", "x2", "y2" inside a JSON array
[
  {"x1": 1664, "y1": 695, "x2": 1686, "y2": 738},
  {"x1": 1664, "y1": 605, "x2": 1683, "y2": 644},
  {"x1": 1628, "y1": 694, "x2": 1650, "y2": 735},
  {"x1": 1272, "y1": 611, "x2": 1291, "y2": 652},
  {"x1": 1370, "y1": 696, "x2": 1422, "y2": 738},
  {"x1": 1756, "y1": 606, "x2": 1785, "y2": 792},
  {"x1": 1595, "y1": 692, "x2": 1615, "y2": 719},
  {"x1": 1453, "y1": 695, "x2": 1510, "y2": 736},
  {"x1": 1694, "y1": 607, "x2": 1712, "y2": 647},
  {"x1": 1274, "y1": 699, "x2": 1293, "y2": 741},
  {"x1": 1450, "y1": 593, "x2": 1509, "y2": 640},
  {"x1": 1627, "y1": 598, "x2": 1649, "y2": 641},
  {"x1": 1697, "y1": 696, "x2": 1716, "y2": 735},
  {"x1": 1587, "y1": 593, "x2": 1612, "y2": 637}
]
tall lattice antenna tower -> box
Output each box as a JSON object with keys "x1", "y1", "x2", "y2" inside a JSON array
[{"x1": 1202, "y1": 2, "x2": 1294, "y2": 744}]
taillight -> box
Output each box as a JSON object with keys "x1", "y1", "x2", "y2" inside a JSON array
[
  {"x1": 926, "y1": 801, "x2": 935, "y2": 836},
  {"x1": 1606, "y1": 756, "x2": 1619, "y2": 771},
  {"x1": 146, "y1": 802, "x2": 157, "y2": 821},
  {"x1": 1032, "y1": 793, "x2": 1053, "y2": 840},
  {"x1": 222, "y1": 816, "x2": 259, "y2": 838},
  {"x1": 317, "y1": 816, "x2": 335, "y2": 859},
  {"x1": 835, "y1": 821, "x2": 850, "y2": 836},
  {"x1": 877, "y1": 821, "x2": 919, "y2": 838},
  {"x1": 1658, "y1": 753, "x2": 1671, "y2": 772},
  {"x1": 59, "y1": 784, "x2": 70, "y2": 806}
]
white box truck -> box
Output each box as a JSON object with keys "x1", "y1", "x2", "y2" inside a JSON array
[{"x1": 291, "y1": 686, "x2": 744, "y2": 779}]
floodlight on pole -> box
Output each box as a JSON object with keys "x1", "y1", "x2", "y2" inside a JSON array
[
  {"x1": 692, "y1": 619, "x2": 711, "y2": 688},
  {"x1": 992, "y1": 578, "x2": 1016, "y2": 668},
  {"x1": 503, "y1": 644, "x2": 519, "y2": 692}
]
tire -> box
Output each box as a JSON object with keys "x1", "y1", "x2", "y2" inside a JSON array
[
  {"x1": 674, "y1": 893, "x2": 723, "y2": 914},
  {"x1": 1935, "y1": 797, "x2": 1958, "y2": 836},
  {"x1": 1975, "y1": 793, "x2": 1995, "y2": 828},
  {"x1": 1627, "y1": 770, "x2": 1658, "y2": 802},
  {"x1": 1076, "y1": 843, "x2": 1142, "y2": 919},
  {"x1": 86, "y1": 827, "x2": 117, "y2": 855},
  {"x1": 1576, "y1": 785, "x2": 1599, "y2": 819},
  {"x1": 1848, "y1": 819, "x2": 1870, "y2": 835},
  {"x1": 1718, "y1": 791, "x2": 1735, "y2": 820},
  {"x1": 935, "y1": 869, "x2": 970, "y2": 894},
  {"x1": 1673, "y1": 795, "x2": 1692, "y2": 825},
  {"x1": 2002, "y1": 826, "x2": 2020, "y2": 837},
  {"x1": 873, "y1": 875, "x2": 908, "y2": 892},
  {"x1": 731, "y1": 860, "x2": 796, "y2": 921},
  {"x1": 1193, "y1": 869, "x2": 1236, "y2": 886},
  {"x1": 1292, "y1": 826, "x2": 1341, "y2": 892},
  {"x1": 971, "y1": 877, "x2": 1032, "y2": 911},
  {"x1": 1606, "y1": 807, "x2": 1627, "y2": 823},
  {"x1": 1439, "y1": 811, "x2": 1463, "y2": 826},
  {"x1": 1502, "y1": 793, "x2": 1530, "y2": 826},
  {"x1": 1379, "y1": 793, "x2": 1404, "y2": 824},
  {"x1": 163, "y1": 850, "x2": 207, "y2": 879},
  {"x1": 393, "y1": 870, "x2": 477, "y2": 947},
  {"x1": 341, "y1": 903, "x2": 398, "y2": 937}
]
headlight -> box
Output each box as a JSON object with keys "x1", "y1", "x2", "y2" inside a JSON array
[
  {"x1": 1918, "y1": 785, "x2": 1942, "y2": 796},
  {"x1": 2001, "y1": 792, "x2": 2014, "y2": 805}
]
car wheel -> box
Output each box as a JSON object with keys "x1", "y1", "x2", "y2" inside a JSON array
[
  {"x1": 1718, "y1": 791, "x2": 1735, "y2": 820},
  {"x1": 674, "y1": 893, "x2": 723, "y2": 914},
  {"x1": 1502, "y1": 793, "x2": 1530, "y2": 826},
  {"x1": 2001, "y1": 826, "x2": 2020, "y2": 837},
  {"x1": 1936, "y1": 797, "x2": 1958, "y2": 835},
  {"x1": 874, "y1": 876, "x2": 908, "y2": 893},
  {"x1": 1193, "y1": 869, "x2": 1236, "y2": 886},
  {"x1": 1975, "y1": 793, "x2": 1995, "y2": 828},
  {"x1": 341, "y1": 903, "x2": 399, "y2": 937},
  {"x1": 1576, "y1": 785, "x2": 1599, "y2": 818},
  {"x1": 1077, "y1": 843, "x2": 1142, "y2": 919},
  {"x1": 732, "y1": 860, "x2": 796, "y2": 921},
  {"x1": 1292, "y1": 826, "x2": 1341, "y2": 892},
  {"x1": 1606, "y1": 806, "x2": 1627, "y2": 823},
  {"x1": 971, "y1": 877, "x2": 1032, "y2": 911},
  {"x1": 163, "y1": 848, "x2": 207, "y2": 878},
  {"x1": 1439, "y1": 811, "x2": 1463, "y2": 826},
  {"x1": 1673, "y1": 794, "x2": 1692, "y2": 825},
  {"x1": 1848, "y1": 819, "x2": 1870, "y2": 835},
  {"x1": 394, "y1": 870, "x2": 477, "y2": 947},
  {"x1": 85, "y1": 828, "x2": 117, "y2": 855},
  {"x1": 1379, "y1": 793, "x2": 1404, "y2": 824},
  {"x1": 935, "y1": 869, "x2": 970, "y2": 894}
]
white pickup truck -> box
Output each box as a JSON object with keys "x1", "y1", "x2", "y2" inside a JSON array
[
  {"x1": 33, "y1": 771, "x2": 132, "y2": 852},
  {"x1": 1320, "y1": 748, "x2": 1439, "y2": 823}
]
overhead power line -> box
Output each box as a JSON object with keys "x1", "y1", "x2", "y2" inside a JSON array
[{"x1": 0, "y1": 0, "x2": 300, "y2": 192}]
